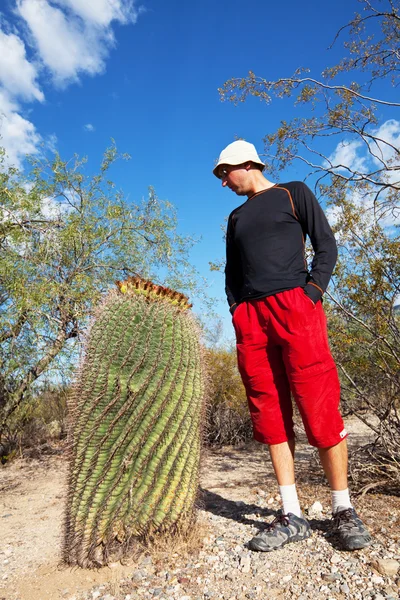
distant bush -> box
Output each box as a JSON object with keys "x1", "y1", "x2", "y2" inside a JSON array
[
  {"x1": 204, "y1": 348, "x2": 252, "y2": 447},
  {"x1": 0, "y1": 386, "x2": 68, "y2": 463}
]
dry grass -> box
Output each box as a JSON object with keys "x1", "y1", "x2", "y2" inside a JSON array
[
  {"x1": 138, "y1": 516, "x2": 208, "y2": 560},
  {"x1": 85, "y1": 514, "x2": 209, "y2": 569}
]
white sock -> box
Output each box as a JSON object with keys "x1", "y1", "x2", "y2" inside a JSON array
[
  {"x1": 331, "y1": 488, "x2": 352, "y2": 514},
  {"x1": 279, "y1": 483, "x2": 302, "y2": 518}
]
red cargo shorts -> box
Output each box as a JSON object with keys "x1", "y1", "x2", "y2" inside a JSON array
[{"x1": 232, "y1": 287, "x2": 347, "y2": 448}]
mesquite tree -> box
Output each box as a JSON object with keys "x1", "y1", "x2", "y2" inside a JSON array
[{"x1": 0, "y1": 145, "x2": 200, "y2": 444}]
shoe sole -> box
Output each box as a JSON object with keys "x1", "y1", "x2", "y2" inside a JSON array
[{"x1": 249, "y1": 528, "x2": 311, "y2": 552}]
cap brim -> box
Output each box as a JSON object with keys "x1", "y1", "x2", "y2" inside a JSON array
[{"x1": 212, "y1": 158, "x2": 265, "y2": 179}]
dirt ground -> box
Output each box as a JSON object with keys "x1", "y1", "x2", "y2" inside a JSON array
[{"x1": 0, "y1": 417, "x2": 398, "y2": 600}]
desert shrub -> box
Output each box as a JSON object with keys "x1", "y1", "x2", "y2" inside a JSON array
[
  {"x1": 0, "y1": 385, "x2": 68, "y2": 462},
  {"x1": 327, "y1": 302, "x2": 400, "y2": 492},
  {"x1": 205, "y1": 348, "x2": 252, "y2": 446}
]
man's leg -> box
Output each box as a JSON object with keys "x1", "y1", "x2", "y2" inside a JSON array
[
  {"x1": 319, "y1": 438, "x2": 355, "y2": 513},
  {"x1": 319, "y1": 439, "x2": 372, "y2": 549},
  {"x1": 269, "y1": 438, "x2": 295, "y2": 485},
  {"x1": 233, "y1": 300, "x2": 311, "y2": 551},
  {"x1": 269, "y1": 439, "x2": 304, "y2": 519},
  {"x1": 318, "y1": 438, "x2": 348, "y2": 491},
  {"x1": 270, "y1": 288, "x2": 371, "y2": 549},
  {"x1": 249, "y1": 439, "x2": 311, "y2": 552}
]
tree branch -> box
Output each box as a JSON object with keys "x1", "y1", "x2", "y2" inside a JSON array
[{"x1": 0, "y1": 310, "x2": 29, "y2": 345}]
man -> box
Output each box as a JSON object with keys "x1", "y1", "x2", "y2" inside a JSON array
[{"x1": 213, "y1": 140, "x2": 371, "y2": 552}]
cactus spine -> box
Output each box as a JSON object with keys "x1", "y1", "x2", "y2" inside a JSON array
[{"x1": 64, "y1": 278, "x2": 205, "y2": 567}]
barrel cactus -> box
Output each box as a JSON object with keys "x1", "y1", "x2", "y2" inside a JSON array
[{"x1": 64, "y1": 277, "x2": 205, "y2": 567}]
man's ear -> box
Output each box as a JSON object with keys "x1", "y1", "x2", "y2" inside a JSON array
[{"x1": 244, "y1": 162, "x2": 252, "y2": 171}]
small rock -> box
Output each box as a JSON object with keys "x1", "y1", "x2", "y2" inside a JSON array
[
  {"x1": 372, "y1": 559, "x2": 400, "y2": 577},
  {"x1": 308, "y1": 501, "x2": 324, "y2": 517},
  {"x1": 281, "y1": 575, "x2": 292, "y2": 583},
  {"x1": 331, "y1": 566, "x2": 339, "y2": 573},
  {"x1": 340, "y1": 583, "x2": 350, "y2": 595},
  {"x1": 322, "y1": 573, "x2": 341, "y2": 582},
  {"x1": 240, "y1": 555, "x2": 251, "y2": 573},
  {"x1": 91, "y1": 593, "x2": 101, "y2": 600},
  {"x1": 371, "y1": 575, "x2": 384, "y2": 585},
  {"x1": 256, "y1": 562, "x2": 271, "y2": 575},
  {"x1": 331, "y1": 554, "x2": 342, "y2": 564}
]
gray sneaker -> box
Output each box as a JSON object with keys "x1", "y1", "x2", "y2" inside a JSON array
[
  {"x1": 249, "y1": 510, "x2": 311, "y2": 552},
  {"x1": 331, "y1": 506, "x2": 372, "y2": 550}
]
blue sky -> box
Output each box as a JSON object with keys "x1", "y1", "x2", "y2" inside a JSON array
[{"x1": 1, "y1": 0, "x2": 398, "y2": 343}]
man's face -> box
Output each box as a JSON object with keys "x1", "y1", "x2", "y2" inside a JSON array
[{"x1": 218, "y1": 163, "x2": 251, "y2": 196}]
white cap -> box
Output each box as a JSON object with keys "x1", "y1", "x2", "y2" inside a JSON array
[{"x1": 213, "y1": 140, "x2": 265, "y2": 178}]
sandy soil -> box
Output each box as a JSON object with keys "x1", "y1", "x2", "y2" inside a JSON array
[{"x1": 0, "y1": 417, "x2": 397, "y2": 600}]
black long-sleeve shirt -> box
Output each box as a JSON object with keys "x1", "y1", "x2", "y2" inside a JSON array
[{"x1": 225, "y1": 182, "x2": 337, "y2": 312}]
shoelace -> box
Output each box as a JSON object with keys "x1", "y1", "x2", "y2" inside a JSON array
[
  {"x1": 333, "y1": 508, "x2": 355, "y2": 528},
  {"x1": 266, "y1": 513, "x2": 290, "y2": 530}
]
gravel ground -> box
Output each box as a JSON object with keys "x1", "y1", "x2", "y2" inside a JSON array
[
  {"x1": 57, "y1": 489, "x2": 400, "y2": 600},
  {"x1": 1, "y1": 418, "x2": 399, "y2": 600}
]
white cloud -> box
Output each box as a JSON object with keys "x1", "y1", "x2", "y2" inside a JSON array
[
  {"x1": 46, "y1": 132, "x2": 58, "y2": 152},
  {"x1": 327, "y1": 139, "x2": 367, "y2": 175},
  {"x1": 326, "y1": 120, "x2": 400, "y2": 232},
  {"x1": 0, "y1": 89, "x2": 41, "y2": 169},
  {"x1": 40, "y1": 194, "x2": 74, "y2": 219},
  {"x1": 327, "y1": 120, "x2": 400, "y2": 187},
  {"x1": 84, "y1": 123, "x2": 95, "y2": 132},
  {"x1": 16, "y1": 0, "x2": 142, "y2": 86},
  {"x1": 0, "y1": 30, "x2": 44, "y2": 102},
  {"x1": 56, "y1": 0, "x2": 141, "y2": 27},
  {"x1": 17, "y1": 0, "x2": 108, "y2": 85},
  {"x1": 0, "y1": 0, "x2": 140, "y2": 168},
  {"x1": 370, "y1": 119, "x2": 400, "y2": 186}
]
